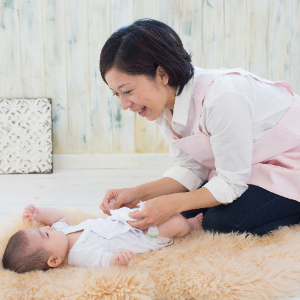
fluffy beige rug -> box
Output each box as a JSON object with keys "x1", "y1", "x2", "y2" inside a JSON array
[{"x1": 1, "y1": 207, "x2": 300, "y2": 300}]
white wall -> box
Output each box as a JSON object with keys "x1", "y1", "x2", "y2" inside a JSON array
[{"x1": 0, "y1": 0, "x2": 299, "y2": 154}]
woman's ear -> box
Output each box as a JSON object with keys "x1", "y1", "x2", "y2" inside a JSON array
[
  {"x1": 47, "y1": 256, "x2": 61, "y2": 268},
  {"x1": 156, "y1": 66, "x2": 169, "y2": 85}
]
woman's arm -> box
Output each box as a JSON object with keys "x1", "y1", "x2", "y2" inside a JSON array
[
  {"x1": 134, "y1": 177, "x2": 189, "y2": 201},
  {"x1": 201, "y1": 75, "x2": 253, "y2": 204},
  {"x1": 128, "y1": 187, "x2": 219, "y2": 230},
  {"x1": 179, "y1": 186, "x2": 220, "y2": 211},
  {"x1": 101, "y1": 177, "x2": 188, "y2": 214}
]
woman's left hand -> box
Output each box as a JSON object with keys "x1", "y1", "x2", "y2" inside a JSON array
[{"x1": 128, "y1": 194, "x2": 181, "y2": 230}]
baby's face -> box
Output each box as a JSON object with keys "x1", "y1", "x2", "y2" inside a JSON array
[{"x1": 24, "y1": 226, "x2": 69, "y2": 264}]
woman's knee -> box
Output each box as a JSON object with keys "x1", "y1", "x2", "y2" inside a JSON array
[{"x1": 202, "y1": 207, "x2": 239, "y2": 234}]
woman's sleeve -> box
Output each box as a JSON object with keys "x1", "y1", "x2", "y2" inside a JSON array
[
  {"x1": 202, "y1": 88, "x2": 254, "y2": 204},
  {"x1": 159, "y1": 126, "x2": 210, "y2": 191}
]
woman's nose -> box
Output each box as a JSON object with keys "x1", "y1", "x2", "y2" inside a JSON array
[{"x1": 119, "y1": 96, "x2": 133, "y2": 110}]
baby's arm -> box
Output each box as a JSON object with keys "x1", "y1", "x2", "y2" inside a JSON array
[
  {"x1": 109, "y1": 250, "x2": 135, "y2": 267},
  {"x1": 23, "y1": 204, "x2": 69, "y2": 226}
]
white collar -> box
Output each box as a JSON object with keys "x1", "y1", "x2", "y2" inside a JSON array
[{"x1": 171, "y1": 77, "x2": 194, "y2": 126}]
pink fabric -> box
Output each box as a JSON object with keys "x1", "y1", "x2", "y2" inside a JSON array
[{"x1": 172, "y1": 68, "x2": 300, "y2": 201}]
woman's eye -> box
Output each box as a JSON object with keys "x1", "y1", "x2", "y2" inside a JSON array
[
  {"x1": 123, "y1": 90, "x2": 132, "y2": 95},
  {"x1": 113, "y1": 90, "x2": 132, "y2": 96}
]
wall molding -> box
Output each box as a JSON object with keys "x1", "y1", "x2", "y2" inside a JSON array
[{"x1": 53, "y1": 154, "x2": 173, "y2": 169}]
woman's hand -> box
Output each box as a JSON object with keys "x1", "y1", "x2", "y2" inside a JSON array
[
  {"x1": 128, "y1": 194, "x2": 181, "y2": 230},
  {"x1": 100, "y1": 188, "x2": 140, "y2": 215},
  {"x1": 23, "y1": 204, "x2": 39, "y2": 222}
]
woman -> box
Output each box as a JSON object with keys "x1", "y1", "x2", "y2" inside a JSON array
[{"x1": 99, "y1": 19, "x2": 300, "y2": 236}]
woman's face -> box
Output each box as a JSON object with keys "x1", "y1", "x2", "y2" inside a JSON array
[{"x1": 105, "y1": 67, "x2": 176, "y2": 121}]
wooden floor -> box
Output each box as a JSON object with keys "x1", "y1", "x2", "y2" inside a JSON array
[
  {"x1": 0, "y1": 168, "x2": 164, "y2": 223},
  {"x1": 1, "y1": 167, "x2": 300, "y2": 300}
]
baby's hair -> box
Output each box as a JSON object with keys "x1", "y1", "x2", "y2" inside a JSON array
[{"x1": 2, "y1": 229, "x2": 51, "y2": 274}]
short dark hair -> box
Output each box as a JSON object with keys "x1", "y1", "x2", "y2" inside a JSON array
[
  {"x1": 2, "y1": 229, "x2": 51, "y2": 274},
  {"x1": 100, "y1": 19, "x2": 194, "y2": 95}
]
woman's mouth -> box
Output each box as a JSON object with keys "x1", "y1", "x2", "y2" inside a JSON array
[{"x1": 138, "y1": 106, "x2": 147, "y2": 117}]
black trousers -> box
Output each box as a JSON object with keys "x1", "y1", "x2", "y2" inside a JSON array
[{"x1": 181, "y1": 184, "x2": 300, "y2": 236}]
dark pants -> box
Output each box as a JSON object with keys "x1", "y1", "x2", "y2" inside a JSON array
[{"x1": 181, "y1": 184, "x2": 300, "y2": 236}]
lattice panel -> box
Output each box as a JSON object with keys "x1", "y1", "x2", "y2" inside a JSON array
[{"x1": 0, "y1": 98, "x2": 52, "y2": 174}]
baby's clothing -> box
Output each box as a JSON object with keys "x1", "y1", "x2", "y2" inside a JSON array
[
  {"x1": 109, "y1": 202, "x2": 172, "y2": 245},
  {"x1": 51, "y1": 205, "x2": 173, "y2": 268}
]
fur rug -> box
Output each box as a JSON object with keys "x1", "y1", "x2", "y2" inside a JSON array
[{"x1": 1, "y1": 207, "x2": 300, "y2": 300}]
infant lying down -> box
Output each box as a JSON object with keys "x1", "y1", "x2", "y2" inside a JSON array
[{"x1": 2, "y1": 203, "x2": 203, "y2": 273}]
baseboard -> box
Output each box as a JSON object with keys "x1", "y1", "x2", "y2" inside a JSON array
[{"x1": 53, "y1": 154, "x2": 173, "y2": 169}]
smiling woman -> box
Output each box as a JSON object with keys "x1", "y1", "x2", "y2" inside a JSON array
[
  {"x1": 99, "y1": 19, "x2": 300, "y2": 237},
  {"x1": 100, "y1": 19, "x2": 193, "y2": 122},
  {"x1": 104, "y1": 67, "x2": 177, "y2": 121}
]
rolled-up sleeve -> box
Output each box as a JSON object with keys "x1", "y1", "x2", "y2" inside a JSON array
[{"x1": 163, "y1": 164, "x2": 205, "y2": 191}]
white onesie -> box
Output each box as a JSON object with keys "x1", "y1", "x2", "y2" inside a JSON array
[{"x1": 51, "y1": 205, "x2": 173, "y2": 268}]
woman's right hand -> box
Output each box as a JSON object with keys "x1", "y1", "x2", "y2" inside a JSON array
[{"x1": 100, "y1": 188, "x2": 140, "y2": 215}]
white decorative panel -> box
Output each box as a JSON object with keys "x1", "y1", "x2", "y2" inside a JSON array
[{"x1": 0, "y1": 98, "x2": 52, "y2": 174}]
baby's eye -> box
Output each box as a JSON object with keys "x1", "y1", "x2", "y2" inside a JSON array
[
  {"x1": 46, "y1": 232, "x2": 49, "y2": 237},
  {"x1": 113, "y1": 92, "x2": 119, "y2": 97}
]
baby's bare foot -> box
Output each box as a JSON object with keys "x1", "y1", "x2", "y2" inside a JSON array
[{"x1": 187, "y1": 213, "x2": 203, "y2": 231}]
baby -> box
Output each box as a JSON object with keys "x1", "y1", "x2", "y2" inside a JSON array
[{"x1": 2, "y1": 203, "x2": 203, "y2": 274}]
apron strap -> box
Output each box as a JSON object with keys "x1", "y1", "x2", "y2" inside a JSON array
[{"x1": 193, "y1": 68, "x2": 294, "y2": 134}]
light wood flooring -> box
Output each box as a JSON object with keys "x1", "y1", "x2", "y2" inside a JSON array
[{"x1": 0, "y1": 168, "x2": 164, "y2": 223}]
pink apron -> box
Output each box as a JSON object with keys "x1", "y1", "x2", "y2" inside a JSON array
[{"x1": 172, "y1": 68, "x2": 300, "y2": 201}]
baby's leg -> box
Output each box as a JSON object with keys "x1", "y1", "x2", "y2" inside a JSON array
[{"x1": 154, "y1": 213, "x2": 203, "y2": 239}]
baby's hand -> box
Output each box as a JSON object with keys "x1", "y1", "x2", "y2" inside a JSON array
[
  {"x1": 23, "y1": 204, "x2": 39, "y2": 222},
  {"x1": 111, "y1": 250, "x2": 135, "y2": 266}
]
